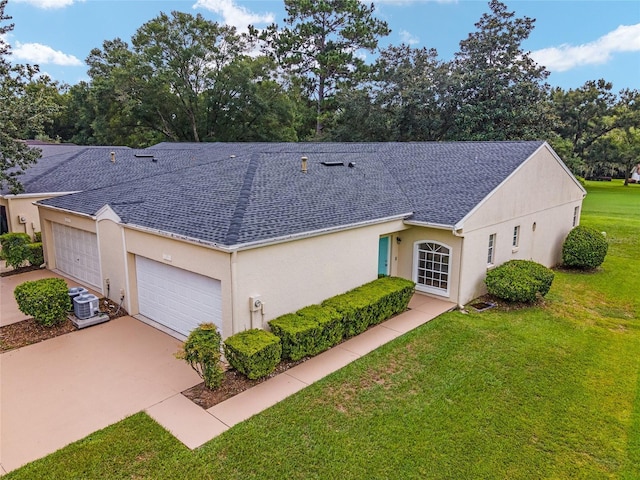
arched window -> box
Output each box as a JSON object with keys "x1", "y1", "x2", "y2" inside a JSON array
[{"x1": 413, "y1": 241, "x2": 451, "y2": 296}]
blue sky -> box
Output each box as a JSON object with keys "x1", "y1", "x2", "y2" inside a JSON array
[{"x1": 3, "y1": 0, "x2": 640, "y2": 91}]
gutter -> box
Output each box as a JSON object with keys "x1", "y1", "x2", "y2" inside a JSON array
[
  {"x1": 123, "y1": 212, "x2": 414, "y2": 253},
  {"x1": 2, "y1": 191, "x2": 81, "y2": 200}
]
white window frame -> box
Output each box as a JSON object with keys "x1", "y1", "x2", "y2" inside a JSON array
[
  {"x1": 512, "y1": 225, "x2": 520, "y2": 248},
  {"x1": 487, "y1": 233, "x2": 496, "y2": 266},
  {"x1": 573, "y1": 206, "x2": 580, "y2": 227},
  {"x1": 413, "y1": 241, "x2": 451, "y2": 297}
]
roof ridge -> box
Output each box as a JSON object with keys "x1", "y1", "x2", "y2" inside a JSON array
[{"x1": 225, "y1": 153, "x2": 260, "y2": 245}]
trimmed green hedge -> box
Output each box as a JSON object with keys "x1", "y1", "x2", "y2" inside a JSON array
[
  {"x1": 485, "y1": 260, "x2": 554, "y2": 303},
  {"x1": 269, "y1": 277, "x2": 415, "y2": 360},
  {"x1": 322, "y1": 276, "x2": 415, "y2": 338},
  {"x1": 562, "y1": 225, "x2": 608, "y2": 269},
  {"x1": 14, "y1": 277, "x2": 71, "y2": 326},
  {"x1": 26, "y1": 242, "x2": 44, "y2": 267},
  {"x1": 269, "y1": 305, "x2": 343, "y2": 361},
  {"x1": 223, "y1": 329, "x2": 282, "y2": 380}
]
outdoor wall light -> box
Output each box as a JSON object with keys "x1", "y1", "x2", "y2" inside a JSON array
[{"x1": 396, "y1": 237, "x2": 402, "y2": 244}]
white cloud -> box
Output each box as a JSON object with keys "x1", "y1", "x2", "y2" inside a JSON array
[
  {"x1": 13, "y1": 0, "x2": 78, "y2": 9},
  {"x1": 13, "y1": 42, "x2": 82, "y2": 66},
  {"x1": 399, "y1": 30, "x2": 419, "y2": 45},
  {"x1": 531, "y1": 23, "x2": 640, "y2": 72},
  {"x1": 193, "y1": 0, "x2": 275, "y2": 31}
]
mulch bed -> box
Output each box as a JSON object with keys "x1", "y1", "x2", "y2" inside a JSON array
[
  {"x1": 0, "y1": 265, "x2": 41, "y2": 277},
  {"x1": 182, "y1": 358, "x2": 306, "y2": 409}
]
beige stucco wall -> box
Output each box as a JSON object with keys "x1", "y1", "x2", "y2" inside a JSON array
[
  {"x1": 455, "y1": 145, "x2": 585, "y2": 305},
  {"x1": 1, "y1": 195, "x2": 60, "y2": 239},
  {"x1": 233, "y1": 220, "x2": 408, "y2": 333}
]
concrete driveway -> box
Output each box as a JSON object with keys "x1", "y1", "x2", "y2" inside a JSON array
[{"x1": 0, "y1": 271, "x2": 201, "y2": 474}]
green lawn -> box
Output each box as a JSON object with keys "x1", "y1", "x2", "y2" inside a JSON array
[{"x1": 6, "y1": 181, "x2": 640, "y2": 479}]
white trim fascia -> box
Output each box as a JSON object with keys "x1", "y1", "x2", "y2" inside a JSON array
[
  {"x1": 35, "y1": 203, "x2": 96, "y2": 220},
  {"x1": 403, "y1": 220, "x2": 455, "y2": 231},
  {"x1": 124, "y1": 212, "x2": 414, "y2": 253},
  {"x1": 229, "y1": 213, "x2": 413, "y2": 251},
  {"x1": 1, "y1": 191, "x2": 80, "y2": 200}
]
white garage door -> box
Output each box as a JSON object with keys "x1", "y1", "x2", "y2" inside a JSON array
[
  {"x1": 52, "y1": 223, "x2": 101, "y2": 289},
  {"x1": 135, "y1": 256, "x2": 222, "y2": 337}
]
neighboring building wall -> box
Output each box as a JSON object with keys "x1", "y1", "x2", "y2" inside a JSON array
[
  {"x1": 233, "y1": 220, "x2": 407, "y2": 334},
  {"x1": 1, "y1": 195, "x2": 55, "y2": 239}
]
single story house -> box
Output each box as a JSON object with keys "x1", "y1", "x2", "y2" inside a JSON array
[{"x1": 36, "y1": 141, "x2": 586, "y2": 340}]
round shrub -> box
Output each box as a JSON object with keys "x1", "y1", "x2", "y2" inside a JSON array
[
  {"x1": 14, "y1": 277, "x2": 71, "y2": 326},
  {"x1": 485, "y1": 260, "x2": 554, "y2": 303},
  {"x1": 178, "y1": 323, "x2": 224, "y2": 390},
  {"x1": 562, "y1": 225, "x2": 608, "y2": 269}
]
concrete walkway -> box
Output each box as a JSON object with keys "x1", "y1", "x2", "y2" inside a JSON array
[
  {"x1": 1, "y1": 267, "x2": 455, "y2": 475},
  {"x1": 146, "y1": 295, "x2": 455, "y2": 450}
]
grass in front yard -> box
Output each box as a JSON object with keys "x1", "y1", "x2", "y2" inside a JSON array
[{"x1": 6, "y1": 181, "x2": 640, "y2": 479}]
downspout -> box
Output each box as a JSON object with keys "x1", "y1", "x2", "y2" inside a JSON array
[
  {"x1": 453, "y1": 227, "x2": 465, "y2": 310},
  {"x1": 230, "y1": 250, "x2": 239, "y2": 336}
]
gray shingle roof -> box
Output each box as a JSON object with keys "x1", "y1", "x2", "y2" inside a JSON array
[
  {"x1": 1, "y1": 147, "x2": 225, "y2": 195},
  {"x1": 38, "y1": 141, "x2": 546, "y2": 248}
]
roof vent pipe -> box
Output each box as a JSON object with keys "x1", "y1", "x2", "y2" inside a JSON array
[
  {"x1": 110, "y1": 151, "x2": 115, "y2": 163},
  {"x1": 301, "y1": 156, "x2": 308, "y2": 173}
]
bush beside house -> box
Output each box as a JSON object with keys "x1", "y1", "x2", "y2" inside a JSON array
[
  {"x1": 485, "y1": 260, "x2": 554, "y2": 303},
  {"x1": 223, "y1": 329, "x2": 282, "y2": 380},
  {"x1": 178, "y1": 323, "x2": 224, "y2": 389},
  {"x1": 0, "y1": 232, "x2": 44, "y2": 270},
  {"x1": 14, "y1": 278, "x2": 71, "y2": 326},
  {"x1": 270, "y1": 276, "x2": 415, "y2": 361},
  {"x1": 562, "y1": 225, "x2": 609, "y2": 269}
]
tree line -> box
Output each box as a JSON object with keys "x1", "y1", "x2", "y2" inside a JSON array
[{"x1": 2, "y1": 0, "x2": 639, "y2": 193}]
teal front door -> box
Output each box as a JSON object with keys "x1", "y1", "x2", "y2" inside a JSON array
[{"x1": 378, "y1": 236, "x2": 390, "y2": 276}]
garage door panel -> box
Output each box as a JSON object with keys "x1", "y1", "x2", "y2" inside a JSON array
[
  {"x1": 136, "y1": 256, "x2": 222, "y2": 337},
  {"x1": 52, "y1": 223, "x2": 101, "y2": 289}
]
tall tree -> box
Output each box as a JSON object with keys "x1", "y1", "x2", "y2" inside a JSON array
[
  {"x1": 331, "y1": 45, "x2": 453, "y2": 142},
  {"x1": 263, "y1": 0, "x2": 390, "y2": 137},
  {"x1": 450, "y1": 0, "x2": 551, "y2": 141},
  {"x1": 83, "y1": 12, "x2": 297, "y2": 145},
  {"x1": 548, "y1": 79, "x2": 624, "y2": 175},
  {"x1": 0, "y1": 0, "x2": 58, "y2": 193}
]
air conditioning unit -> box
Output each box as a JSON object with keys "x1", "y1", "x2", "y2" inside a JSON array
[
  {"x1": 68, "y1": 287, "x2": 89, "y2": 311},
  {"x1": 74, "y1": 294, "x2": 100, "y2": 320}
]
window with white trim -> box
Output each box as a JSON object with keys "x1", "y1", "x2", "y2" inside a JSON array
[
  {"x1": 573, "y1": 206, "x2": 580, "y2": 227},
  {"x1": 512, "y1": 225, "x2": 520, "y2": 248},
  {"x1": 414, "y1": 241, "x2": 450, "y2": 295},
  {"x1": 487, "y1": 234, "x2": 496, "y2": 265}
]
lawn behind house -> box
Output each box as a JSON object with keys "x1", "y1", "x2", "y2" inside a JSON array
[{"x1": 6, "y1": 181, "x2": 640, "y2": 479}]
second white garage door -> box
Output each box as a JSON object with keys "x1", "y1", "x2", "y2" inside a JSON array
[{"x1": 135, "y1": 256, "x2": 222, "y2": 337}]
